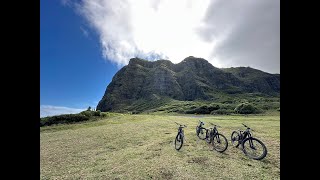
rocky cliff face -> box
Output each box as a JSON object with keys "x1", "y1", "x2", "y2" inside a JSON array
[{"x1": 97, "y1": 56, "x2": 280, "y2": 112}]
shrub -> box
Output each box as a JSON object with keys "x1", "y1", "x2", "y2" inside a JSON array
[
  {"x1": 185, "y1": 104, "x2": 220, "y2": 114},
  {"x1": 219, "y1": 104, "x2": 236, "y2": 110},
  {"x1": 234, "y1": 103, "x2": 261, "y2": 114},
  {"x1": 239, "y1": 99, "x2": 249, "y2": 103},
  {"x1": 93, "y1": 110, "x2": 101, "y2": 116},
  {"x1": 210, "y1": 109, "x2": 233, "y2": 115},
  {"x1": 258, "y1": 104, "x2": 273, "y2": 110},
  {"x1": 80, "y1": 110, "x2": 93, "y2": 117},
  {"x1": 132, "y1": 111, "x2": 139, "y2": 114},
  {"x1": 40, "y1": 117, "x2": 49, "y2": 126},
  {"x1": 40, "y1": 114, "x2": 89, "y2": 127},
  {"x1": 101, "y1": 112, "x2": 108, "y2": 117},
  {"x1": 80, "y1": 110, "x2": 101, "y2": 117},
  {"x1": 222, "y1": 100, "x2": 233, "y2": 104}
]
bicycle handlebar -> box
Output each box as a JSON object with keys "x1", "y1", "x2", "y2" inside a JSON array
[
  {"x1": 175, "y1": 122, "x2": 187, "y2": 127},
  {"x1": 209, "y1": 122, "x2": 221, "y2": 128},
  {"x1": 242, "y1": 123, "x2": 254, "y2": 131}
]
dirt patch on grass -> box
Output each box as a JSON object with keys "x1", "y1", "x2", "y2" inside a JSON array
[
  {"x1": 187, "y1": 157, "x2": 208, "y2": 165},
  {"x1": 144, "y1": 152, "x2": 161, "y2": 159},
  {"x1": 159, "y1": 168, "x2": 173, "y2": 180},
  {"x1": 146, "y1": 146, "x2": 162, "y2": 151},
  {"x1": 106, "y1": 146, "x2": 117, "y2": 151},
  {"x1": 158, "y1": 141, "x2": 170, "y2": 146}
]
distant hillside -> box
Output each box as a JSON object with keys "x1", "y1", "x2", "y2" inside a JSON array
[
  {"x1": 221, "y1": 67, "x2": 280, "y2": 95},
  {"x1": 97, "y1": 56, "x2": 280, "y2": 112}
]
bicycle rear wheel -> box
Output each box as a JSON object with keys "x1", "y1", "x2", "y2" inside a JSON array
[
  {"x1": 205, "y1": 130, "x2": 211, "y2": 143},
  {"x1": 175, "y1": 133, "x2": 183, "y2": 150},
  {"x1": 212, "y1": 133, "x2": 228, "y2": 153},
  {"x1": 242, "y1": 137, "x2": 267, "y2": 160},
  {"x1": 197, "y1": 127, "x2": 206, "y2": 140}
]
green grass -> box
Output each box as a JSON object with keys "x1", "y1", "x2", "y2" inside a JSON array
[{"x1": 41, "y1": 114, "x2": 280, "y2": 179}]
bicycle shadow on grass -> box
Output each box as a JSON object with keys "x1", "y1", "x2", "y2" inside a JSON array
[{"x1": 170, "y1": 139, "x2": 229, "y2": 157}]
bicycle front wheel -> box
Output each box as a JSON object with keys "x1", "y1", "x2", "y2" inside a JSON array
[
  {"x1": 231, "y1": 131, "x2": 240, "y2": 147},
  {"x1": 242, "y1": 137, "x2": 267, "y2": 160},
  {"x1": 175, "y1": 133, "x2": 184, "y2": 150},
  {"x1": 212, "y1": 133, "x2": 228, "y2": 153}
]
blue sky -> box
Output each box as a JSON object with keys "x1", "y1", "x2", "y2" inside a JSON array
[
  {"x1": 40, "y1": 0, "x2": 279, "y2": 117},
  {"x1": 40, "y1": 0, "x2": 118, "y2": 117}
]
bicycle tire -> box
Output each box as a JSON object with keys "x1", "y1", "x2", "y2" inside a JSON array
[
  {"x1": 175, "y1": 133, "x2": 184, "y2": 150},
  {"x1": 231, "y1": 131, "x2": 240, "y2": 147},
  {"x1": 205, "y1": 130, "x2": 211, "y2": 143},
  {"x1": 197, "y1": 127, "x2": 206, "y2": 140},
  {"x1": 242, "y1": 137, "x2": 267, "y2": 160},
  {"x1": 212, "y1": 133, "x2": 228, "y2": 153}
]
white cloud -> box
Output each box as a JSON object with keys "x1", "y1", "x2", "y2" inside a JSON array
[
  {"x1": 65, "y1": 0, "x2": 279, "y2": 73},
  {"x1": 40, "y1": 105, "x2": 85, "y2": 118},
  {"x1": 68, "y1": 0, "x2": 213, "y2": 66}
]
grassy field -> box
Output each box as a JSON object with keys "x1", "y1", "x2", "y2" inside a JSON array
[{"x1": 40, "y1": 114, "x2": 280, "y2": 179}]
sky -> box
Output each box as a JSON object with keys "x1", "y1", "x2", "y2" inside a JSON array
[{"x1": 40, "y1": 0, "x2": 279, "y2": 117}]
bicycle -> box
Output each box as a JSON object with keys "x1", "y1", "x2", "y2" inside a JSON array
[
  {"x1": 204, "y1": 122, "x2": 228, "y2": 153},
  {"x1": 174, "y1": 122, "x2": 187, "y2": 151},
  {"x1": 231, "y1": 123, "x2": 267, "y2": 160},
  {"x1": 196, "y1": 120, "x2": 206, "y2": 140}
]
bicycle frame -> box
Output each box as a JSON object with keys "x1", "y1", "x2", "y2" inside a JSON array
[
  {"x1": 176, "y1": 122, "x2": 186, "y2": 138},
  {"x1": 207, "y1": 126, "x2": 217, "y2": 137},
  {"x1": 206, "y1": 125, "x2": 222, "y2": 143},
  {"x1": 178, "y1": 127, "x2": 184, "y2": 136},
  {"x1": 198, "y1": 120, "x2": 204, "y2": 127},
  {"x1": 239, "y1": 129, "x2": 254, "y2": 148},
  {"x1": 197, "y1": 121, "x2": 205, "y2": 130}
]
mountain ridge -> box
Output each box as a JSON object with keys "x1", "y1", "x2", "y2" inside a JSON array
[{"x1": 97, "y1": 56, "x2": 279, "y2": 112}]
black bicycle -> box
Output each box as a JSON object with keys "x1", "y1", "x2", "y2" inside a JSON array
[
  {"x1": 204, "y1": 123, "x2": 228, "y2": 153},
  {"x1": 174, "y1": 122, "x2": 187, "y2": 151},
  {"x1": 231, "y1": 123, "x2": 267, "y2": 160},
  {"x1": 196, "y1": 120, "x2": 206, "y2": 140}
]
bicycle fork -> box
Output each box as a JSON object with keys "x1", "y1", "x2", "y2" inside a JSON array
[
  {"x1": 215, "y1": 134, "x2": 221, "y2": 143},
  {"x1": 243, "y1": 134, "x2": 256, "y2": 150},
  {"x1": 248, "y1": 138, "x2": 256, "y2": 150}
]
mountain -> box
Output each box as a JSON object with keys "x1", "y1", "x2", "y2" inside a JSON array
[
  {"x1": 97, "y1": 56, "x2": 280, "y2": 112},
  {"x1": 221, "y1": 67, "x2": 280, "y2": 95}
]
